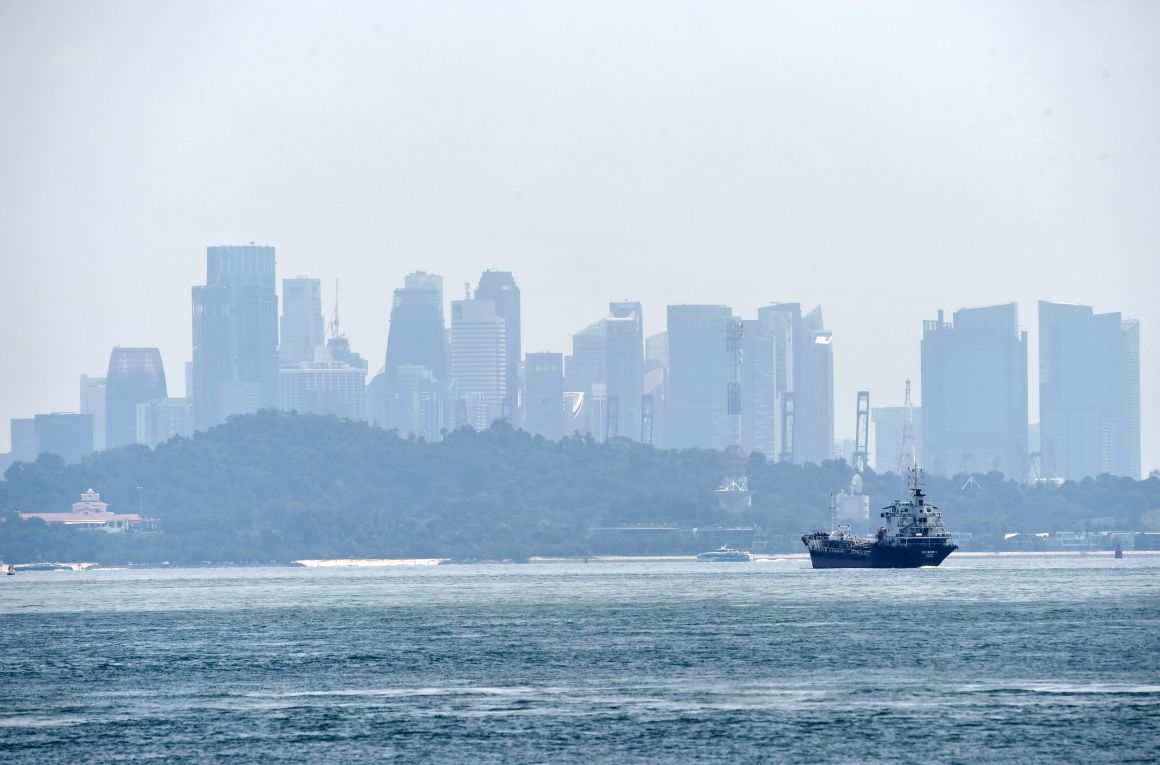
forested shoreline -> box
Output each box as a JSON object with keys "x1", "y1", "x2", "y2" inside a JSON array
[{"x1": 1, "y1": 410, "x2": 1156, "y2": 564}]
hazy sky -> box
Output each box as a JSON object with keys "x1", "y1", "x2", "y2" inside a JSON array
[{"x1": 2, "y1": 1, "x2": 1157, "y2": 471}]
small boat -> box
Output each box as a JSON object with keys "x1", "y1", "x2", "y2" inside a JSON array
[
  {"x1": 5, "y1": 564, "x2": 14, "y2": 576},
  {"x1": 696, "y1": 546, "x2": 752, "y2": 562}
]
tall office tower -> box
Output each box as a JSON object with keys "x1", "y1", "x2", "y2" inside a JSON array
[
  {"x1": 136, "y1": 398, "x2": 195, "y2": 448},
  {"x1": 1039, "y1": 301, "x2": 1141, "y2": 479},
  {"x1": 387, "y1": 364, "x2": 444, "y2": 441},
  {"x1": 666, "y1": 305, "x2": 732, "y2": 450},
  {"x1": 279, "y1": 362, "x2": 367, "y2": 421},
  {"x1": 796, "y1": 307, "x2": 835, "y2": 466},
  {"x1": 564, "y1": 320, "x2": 606, "y2": 394},
  {"x1": 474, "y1": 271, "x2": 521, "y2": 423},
  {"x1": 756, "y1": 304, "x2": 799, "y2": 462},
  {"x1": 644, "y1": 332, "x2": 669, "y2": 447},
  {"x1": 605, "y1": 302, "x2": 643, "y2": 441},
  {"x1": 922, "y1": 303, "x2": 1028, "y2": 478},
  {"x1": 79, "y1": 375, "x2": 107, "y2": 451},
  {"x1": 752, "y1": 303, "x2": 833, "y2": 465},
  {"x1": 33, "y1": 413, "x2": 93, "y2": 463},
  {"x1": 871, "y1": 407, "x2": 924, "y2": 474},
  {"x1": 450, "y1": 298, "x2": 507, "y2": 429},
  {"x1": 386, "y1": 273, "x2": 448, "y2": 383},
  {"x1": 10, "y1": 418, "x2": 38, "y2": 462},
  {"x1": 405, "y1": 271, "x2": 444, "y2": 312},
  {"x1": 740, "y1": 320, "x2": 776, "y2": 458},
  {"x1": 280, "y1": 277, "x2": 324, "y2": 363},
  {"x1": 192, "y1": 244, "x2": 278, "y2": 430},
  {"x1": 105, "y1": 348, "x2": 168, "y2": 449},
  {"x1": 524, "y1": 352, "x2": 564, "y2": 441}
]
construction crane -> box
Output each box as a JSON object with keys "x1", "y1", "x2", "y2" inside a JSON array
[
  {"x1": 853, "y1": 391, "x2": 870, "y2": 473},
  {"x1": 898, "y1": 379, "x2": 917, "y2": 474}
]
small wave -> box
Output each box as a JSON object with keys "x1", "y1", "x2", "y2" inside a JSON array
[{"x1": 959, "y1": 683, "x2": 1160, "y2": 696}]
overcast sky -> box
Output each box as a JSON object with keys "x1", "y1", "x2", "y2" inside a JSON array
[{"x1": 1, "y1": 1, "x2": 1157, "y2": 472}]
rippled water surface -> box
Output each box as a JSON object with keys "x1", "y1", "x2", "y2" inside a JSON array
[{"x1": 2, "y1": 555, "x2": 1158, "y2": 763}]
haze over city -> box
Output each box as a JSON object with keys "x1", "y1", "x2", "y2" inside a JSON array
[{"x1": 1, "y1": 0, "x2": 1157, "y2": 469}]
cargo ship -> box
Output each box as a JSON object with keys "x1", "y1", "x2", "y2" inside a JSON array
[{"x1": 802, "y1": 466, "x2": 956, "y2": 569}]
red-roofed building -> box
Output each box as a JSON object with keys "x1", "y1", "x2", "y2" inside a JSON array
[{"x1": 20, "y1": 489, "x2": 157, "y2": 532}]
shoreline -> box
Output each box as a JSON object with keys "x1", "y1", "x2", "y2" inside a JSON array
[{"x1": 4, "y1": 549, "x2": 1158, "y2": 571}]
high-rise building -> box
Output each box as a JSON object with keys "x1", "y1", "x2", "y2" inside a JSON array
[
  {"x1": 564, "y1": 320, "x2": 606, "y2": 395},
  {"x1": 752, "y1": 303, "x2": 835, "y2": 466},
  {"x1": 192, "y1": 245, "x2": 278, "y2": 430},
  {"x1": 797, "y1": 307, "x2": 835, "y2": 466},
  {"x1": 1039, "y1": 301, "x2": 1141, "y2": 479},
  {"x1": 740, "y1": 319, "x2": 776, "y2": 458},
  {"x1": 106, "y1": 348, "x2": 168, "y2": 449},
  {"x1": 33, "y1": 413, "x2": 93, "y2": 463},
  {"x1": 405, "y1": 271, "x2": 444, "y2": 312},
  {"x1": 279, "y1": 361, "x2": 367, "y2": 421},
  {"x1": 644, "y1": 332, "x2": 669, "y2": 447},
  {"x1": 871, "y1": 407, "x2": 924, "y2": 474},
  {"x1": 605, "y1": 302, "x2": 643, "y2": 441},
  {"x1": 136, "y1": 398, "x2": 195, "y2": 448},
  {"x1": 922, "y1": 304, "x2": 1028, "y2": 478},
  {"x1": 10, "y1": 418, "x2": 37, "y2": 462},
  {"x1": 386, "y1": 272, "x2": 447, "y2": 383},
  {"x1": 386, "y1": 364, "x2": 445, "y2": 441},
  {"x1": 666, "y1": 305, "x2": 732, "y2": 450},
  {"x1": 524, "y1": 352, "x2": 564, "y2": 441},
  {"x1": 474, "y1": 271, "x2": 521, "y2": 423},
  {"x1": 450, "y1": 298, "x2": 507, "y2": 429},
  {"x1": 79, "y1": 375, "x2": 107, "y2": 451},
  {"x1": 756, "y1": 304, "x2": 798, "y2": 463},
  {"x1": 280, "y1": 277, "x2": 324, "y2": 363}
]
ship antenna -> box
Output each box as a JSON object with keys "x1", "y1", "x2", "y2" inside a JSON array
[{"x1": 829, "y1": 493, "x2": 837, "y2": 533}]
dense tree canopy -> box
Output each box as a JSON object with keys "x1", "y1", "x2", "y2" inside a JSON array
[{"x1": 1, "y1": 410, "x2": 1157, "y2": 563}]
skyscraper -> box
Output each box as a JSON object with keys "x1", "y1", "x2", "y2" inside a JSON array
[
  {"x1": 605, "y1": 302, "x2": 643, "y2": 441},
  {"x1": 474, "y1": 271, "x2": 521, "y2": 423},
  {"x1": 279, "y1": 277, "x2": 324, "y2": 363},
  {"x1": 666, "y1": 305, "x2": 732, "y2": 450},
  {"x1": 32, "y1": 413, "x2": 93, "y2": 463},
  {"x1": 192, "y1": 245, "x2": 278, "y2": 430},
  {"x1": 136, "y1": 398, "x2": 194, "y2": 448},
  {"x1": 450, "y1": 298, "x2": 507, "y2": 429},
  {"x1": 796, "y1": 306, "x2": 834, "y2": 466},
  {"x1": 1039, "y1": 301, "x2": 1141, "y2": 479},
  {"x1": 751, "y1": 303, "x2": 834, "y2": 465},
  {"x1": 740, "y1": 319, "x2": 776, "y2": 458},
  {"x1": 564, "y1": 320, "x2": 606, "y2": 395},
  {"x1": 524, "y1": 352, "x2": 564, "y2": 441},
  {"x1": 79, "y1": 375, "x2": 107, "y2": 451},
  {"x1": 279, "y1": 362, "x2": 367, "y2": 421},
  {"x1": 105, "y1": 347, "x2": 168, "y2": 449},
  {"x1": 386, "y1": 272, "x2": 447, "y2": 383},
  {"x1": 922, "y1": 303, "x2": 1028, "y2": 478},
  {"x1": 644, "y1": 332, "x2": 669, "y2": 447}
]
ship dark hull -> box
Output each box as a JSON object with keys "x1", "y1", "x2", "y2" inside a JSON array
[{"x1": 805, "y1": 540, "x2": 956, "y2": 569}]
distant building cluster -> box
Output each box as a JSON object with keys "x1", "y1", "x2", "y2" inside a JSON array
[{"x1": 0, "y1": 245, "x2": 1143, "y2": 483}]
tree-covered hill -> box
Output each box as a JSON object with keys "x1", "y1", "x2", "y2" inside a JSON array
[{"x1": 1, "y1": 410, "x2": 1157, "y2": 563}]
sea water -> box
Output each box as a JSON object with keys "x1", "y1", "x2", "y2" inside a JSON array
[{"x1": 1, "y1": 555, "x2": 1158, "y2": 763}]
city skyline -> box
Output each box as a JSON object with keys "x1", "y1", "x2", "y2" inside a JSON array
[
  {"x1": 1, "y1": 2, "x2": 1157, "y2": 468},
  {"x1": 0, "y1": 251, "x2": 1151, "y2": 477}
]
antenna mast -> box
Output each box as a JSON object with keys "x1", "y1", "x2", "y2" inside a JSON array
[{"x1": 329, "y1": 279, "x2": 342, "y2": 339}]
